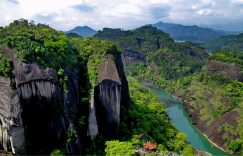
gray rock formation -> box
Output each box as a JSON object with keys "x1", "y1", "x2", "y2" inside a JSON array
[
  {"x1": 121, "y1": 50, "x2": 146, "y2": 67},
  {"x1": 207, "y1": 60, "x2": 243, "y2": 81},
  {"x1": 0, "y1": 49, "x2": 81, "y2": 154},
  {"x1": 87, "y1": 95, "x2": 98, "y2": 140},
  {"x1": 0, "y1": 48, "x2": 130, "y2": 154},
  {"x1": 0, "y1": 77, "x2": 25, "y2": 154},
  {"x1": 92, "y1": 54, "x2": 129, "y2": 138}
]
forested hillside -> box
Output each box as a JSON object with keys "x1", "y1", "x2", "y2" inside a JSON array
[
  {"x1": 0, "y1": 19, "x2": 195, "y2": 155},
  {"x1": 202, "y1": 33, "x2": 243, "y2": 52},
  {"x1": 95, "y1": 25, "x2": 208, "y2": 80},
  {"x1": 154, "y1": 21, "x2": 227, "y2": 42},
  {"x1": 167, "y1": 51, "x2": 243, "y2": 155},
  {"x1": 95, "y1": 25, "x2": 243, "y2": 154}
]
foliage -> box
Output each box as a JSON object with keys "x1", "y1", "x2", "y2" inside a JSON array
[
  {"x1": 95, "y1": 28, "x2": 130, "y2": 40},
  {"x1": 0, "y1": 51, "x2": 12, "y2": 77},
  {"x1": 95, "y1": 25, "x2": 208, "y2": 81},
  {"x1": 0, "y1": 19, "x2": 77, "y2": 68},
  {"x1": 78, "y1": 116, "x2": 85, "y2": 128},
  {"x1": 202, "y1": 33, "x2": 243, "y2": 52},
  {"x1": 105, "y1": 140, "x2": 135, "y2": 156},
  {"x1": 154, "y1": 21, "x2": 226, "y2": 42},
  {"x1": 227, "y1": 139, "x2": 243, "y2": 154},
  {"x1": 209, "y1": 50, "x2": 243, "y2": 68},
  {"x1": 118, "y1": 77, "x2": 195, "y2": 155},
  {"x1": 66, "y1": 130, "x2": 76, "y2": 143},
  {"x1": 50, "y1": 149, "x2": 65, "y2": 156},
  {"x1": 71, "y1": 37, "x2": 119, "y2": 89},
  {"x1": 57, "y1": 68, "x2": 68, "y2": 94},
  {"x1": 110, "y1": 25, "x2": 243, "y2": 153},
  {"x1": 95, "y1": 25, "x2": 174, "y2": 54},
  {"x1": 158, "y1": 51, "x2": 243, "y2": 151}
]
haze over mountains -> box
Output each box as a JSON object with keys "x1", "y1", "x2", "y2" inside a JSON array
[
  {"x1": 153, "y1": 21, "x2": 229, "y2": 42},
  {"x1": 67, "y1": 21, "x2": 242, "y2": 43},
  {"x1": 0, "y1": 18, "x2": 243, "y2": 155},
  {"x1": 1, "y1": 0, "x2": 243, "y2": 155},
  {"x1": 202, "y1": 33, "x2": 243, "y2": 52},
  {"x1": 65, "y1": 26, "x2": 97, "y2": 37}
]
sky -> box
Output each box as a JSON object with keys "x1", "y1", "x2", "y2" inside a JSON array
[{"x1": 1, "y1": 0, "x2": 243, "y2": 31}]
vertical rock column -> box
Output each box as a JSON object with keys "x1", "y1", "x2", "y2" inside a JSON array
[
  {"x1": 88, "y1": 54, "x2": 123, "y2": 138},
  {"x1": 0, "y1": 77, "x2": 26, "y2": 154}
]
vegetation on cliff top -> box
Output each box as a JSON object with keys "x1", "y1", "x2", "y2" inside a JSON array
[
  {"x1": 0, "y1": 19, "x2": 77, "y2": 68},
  {"x1": 1, "y1": 19, "x2": 242, "y2": 155},
  {"x1": 0, "y1": 50, "x2": 12, "y2": 77},
  {"x1": 71, "y1": 37, "x2": 120, "y2": 89}
]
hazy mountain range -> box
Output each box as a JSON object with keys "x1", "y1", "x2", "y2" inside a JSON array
[
  {"x1": 153, "y1": 21, "x2": 237, "y2": 42},
  {"x1": 202, "y1": 33, "x2": 243, "y2": 52},
  {"x1": 65, "y1": 26, "x2": 97, "y2": 37},
  {"x1": 66, "y1": 22, "x2": 241, "y2": 43}
]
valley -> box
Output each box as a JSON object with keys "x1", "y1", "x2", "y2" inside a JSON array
[
  {"x1": 95, "y1": 25, "x2": 243, "y2": 155},
  {"x1": 0, "y1": 19, "x2": 242, "y2": 156},
  {"x1": 145, "y1": 83, "x2": 229, "y2": 156}
]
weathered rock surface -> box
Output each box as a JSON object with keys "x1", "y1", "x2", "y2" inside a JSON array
[
  {"x1": 0, "y1": 77, "x2": 25, "y2": 154},
  {"x1": 205, "y1": 111, "x2": 238, "y2": 147},
  {"x1": 0, "y1": 48, "x2": 130, "y2": 154},
  {"x1": 207, "y1": 60, "x2": 243, "y2": 81},
  {"x1": 88, "y1": 54, "x2": 130, "y2": 139},
  {"x1": 0, "y1": 49, "x2": 81, "y2": 154},
  {"x1": 121, "y1": 50, "x2": 146, "y2": 67},
  {"x1": 183, "y1": 101, "x2": 239, "y2": 149}
]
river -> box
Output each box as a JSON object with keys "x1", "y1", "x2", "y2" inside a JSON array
[{"x1": 144, "y1": 84, "x2": 230, "y2": 156}]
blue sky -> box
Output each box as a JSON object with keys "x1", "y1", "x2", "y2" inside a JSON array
[{"x1": 1, "y1": 0, "x2": 243, "y2": 31}]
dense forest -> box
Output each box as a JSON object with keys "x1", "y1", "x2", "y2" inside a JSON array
[
  {"x1": 202, "y1": 33, "x2": 243, "y2": 52},
  {"x1": 105, "y1": 77, "x2": 194, "y2": 155},
  {"x1": 153, "y1": 21, "x2": 227, "y2": 42},
  {"x1": 0, "y1": 19, "x2": 242, "y2": 155},
  {"x1": 0, "y1": 19, "x2": 197, "y2": 155},
  {"x1": 95, "y1": 26, "x2": 243, "y2": 155}
]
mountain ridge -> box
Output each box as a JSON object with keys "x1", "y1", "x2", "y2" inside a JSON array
[
  {"x1": 65, "y1": 25, "x2": 97, "y2": 37},
  {"x1": 153, "y1": 21, "x2": 229, "y2": 42},
  {"x1": 202, "y1": 33, "x2": 243, "y2": 52}
]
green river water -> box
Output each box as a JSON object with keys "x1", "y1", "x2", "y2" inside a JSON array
[{"x1": 144, "y1": 84, "x2": 230, "y2": 156}]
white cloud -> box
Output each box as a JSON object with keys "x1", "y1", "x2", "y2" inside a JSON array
[
  {"x1": 0, "y1": 0, "x2": 22, "y2": 26},
  {"x1": 0, "y1": 0, "x2": 243, "y2": 31},
  {"x1": 231, "y1": 0, "x2": 243, "y2": 4}
]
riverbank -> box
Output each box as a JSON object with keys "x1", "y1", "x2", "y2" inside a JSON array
[
  {"x1": 201, "y1": 132, "x2": 231, "y2": 154},
  {"x1": 171, "y1": 94, "x2": 231, "y2": 155},
  {"x1": 170, "y1": 93, "x2": 230, "y2": 154},
  {"x1": 143, "y1": 83, "x2": 230, "y2": 156}
]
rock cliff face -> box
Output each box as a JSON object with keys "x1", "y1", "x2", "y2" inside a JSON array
[
  {"x1": 207, "y1": 60, "x2": 243, "y2": 81},
  {"x1": 0, "y1": 48, "x2": 130, "y2": 154},
  {"x1": 121, "y1": 50, "x2": 146, "y2": 67},
  {"x1": 88, "y1": 54, "x2": 130, "y2": 139},
  {"x1": 183, "y1": 102, "x2": 238, "y2": 149},
  {"x1": 0, "y1": 49, "x2": 81, "y2": 154},
  {"x1": 0, "y1": 76, "x2": 25, "y2": 153}
]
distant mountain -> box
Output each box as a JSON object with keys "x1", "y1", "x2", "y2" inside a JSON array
[
  {"x1": 153, "y1": 21, "x2": 228, "y2": 43},
  {"x1": 65, "y1": 26, "x2": 96, "y2": 37},
  {"x1": 66, "y1": 32, "x2": 83, "y2": 38},
  {"x1": 202, "y1": 33, "x2": 243, "y2": 52}
]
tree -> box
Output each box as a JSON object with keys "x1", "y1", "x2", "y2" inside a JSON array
[
  {"x1": 228, "y1": 140, "x2": 243, "y2": 153},
  {"x1": 105, "y1": 141, "x2": 135, "y2": 156}
]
